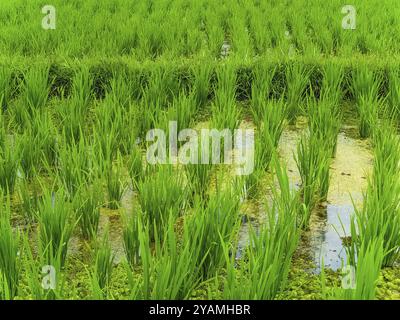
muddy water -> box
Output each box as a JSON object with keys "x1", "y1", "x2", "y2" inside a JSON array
[{"x1": 309, "y1": 132, "x2": 372, "y2": 271}]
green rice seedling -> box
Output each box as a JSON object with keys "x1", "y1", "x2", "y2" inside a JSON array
[
  {"x1": 250, "y1": 64, "x2": 276, "y2": 124},
  {"x1": 323, "y1": 238, "x2": 384, "y2": 300},
  {"x1": 308, "y1": 96, "x2": 341, "y2": 157},
  {"x1": 0, "y1": 66, "x2": 12, "y2": 111},
  {"x1": 0, "y1": 196, "x2": 20, "y2": 299},
  {"x1": 11, "y1": 99, "x2": 31, "y2": 129},
  {"x1": 58, "y1": 96, "x2": 86, "y2": 145},
  {"x1": 58, "y1": 135, "x2": 93, "y2": 197},
  {"x1": 0, "y1": 140, "x2": 19, "y2": 195},
  {"x1": 105, "y1": 153, "x2": 127, "y2": 210},
  {"x1": 187, "y1": 184, "x2": 241, "y2": 279},
  {"x1": 118, "y1": 105, "x2": 140, "y2": 156},
  {"x1": 223, "y1": 158, "x2": 300, "y2": 299},
  {"x1": 137, "y1": 165, "x2": 186, "y2": 239},
  {"x1": 74, "y1": 182, "x2": 103, "y2": 240},
  {"x1": 37, "y1": 188, "x2": 75, "y2": 266},
  {"x1": 23, "y1": 66, "x2": 50, "y2": 116},
  {"x1": 351, "y1": 67, "x2": 383, "y2": 138},
  {"x1": 295, "y1": 132, "x2": 330, "y2": 228},
  {"x1": 388, "y1": 69, "x2": 400, "y2": 119},
  {"x1": 18, "y1": 180, "x2": 41, "y2": 223},
  {"x1": 192, "y1": 61, "x2": 212, "y2": 108},
  {"x1": 127, "y1": 145, "x2": 144, "y2": 190},
  {"x1": 29, "y1": 111, "x2": 58, "y2": 168},
  {"x1": 350, "y1": 124, "x2": 400, "y2": 267},
  {"x1": 286, "y1": 63, "x2": 311, "y2": 124},
  {"x1": 106, "y1": 71, "x2": 131, "y2": 109},
  {"x1": 166, "y1": 92, "x2": 197, "y2": 132},
  {"x1": 22, "y1": 234, "x2": 65, "y2": 300},
  {"x1": 71, "y1": 66, "x2": 92, "y2": 110},
  {"x1": 243, "y1": 167, "x2": 263, "y2": 199},
  {"x1": 320, "y1": 63, "x2": 344, "y2": 107},
  {"x1": 0, "y1": 112, "x2": 5, "y2": 151},
  {"x1": 16, "y1": 130, "x2": 41, "y2": 180},
  {"x1": 148, "y1": 212, "x2": 205, "y2": 299},
  {"x1": 357, "y1": 94, "x2": 379, "y2": 139},
  {"x1": 123, "y1": 213, "x2": 142, "y2": 268},
  {"x1": 254, "y1": 125, "x2": 274, "y2": 173},
  {"x1": 255, "y1": 100, "x2": 286, "y2": 176},
  {"x1": 351, "y1": 67, "x2": 381, "y2": 102},
  {"x1": 184, "y1": 137, "x2": 213, "y2": 202},
  {"x1": 211, "y1": 64, "x2": 240, "y2": 131},
  {"x1": 90, "y1": 232, "x2": 114, "y2": 298}
]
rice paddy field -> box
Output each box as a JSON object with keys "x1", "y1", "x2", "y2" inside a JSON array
[{"x1": 1, "y1": 0, "x2": 400, "y2": 301}]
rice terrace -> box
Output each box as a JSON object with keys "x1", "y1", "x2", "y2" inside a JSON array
[{"x1": 1, "y1": 0, "x2": 400, "y2": 302}]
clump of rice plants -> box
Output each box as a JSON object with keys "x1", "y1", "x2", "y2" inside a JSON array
[
  {"x1": 388, "y1": 69, "x2": 400, "y2": 119},
  {"x1": 74, "y1": 183, "x2": 103, "y2": 240},
  {"x1": 146, "y1": 213, "x2": 205, "y2": 299},
  {"x1": 187, "y1": 183, "x2": 241, "y2": 279},
  {"x1": 127, "y1": 145, "x2": 144, "y2": 190},
  {"x1": 322, "y1": 238, "x2": 384, "y2": 300},
  {"x1": 37, "y1": 188, "x2": 75, "y2": 266},
  {"x1": 295, "y1": 132, "x2": 331, "y2": 228},
  {"x1": 0, "y1": 67, "x2": 12, "y2": 111},
  {"x1": 351, "y1": 67, "x2": 383, "y2": 139},
  {"x1": 286, "y1": 63, "x2": 311, "y2": 124},
  {"x1": 185, "y1": 137, "x2": 213, "y2": 202},
  {"x1": 0, "y1": 140, "x2": 19, "y2": 194},
  {"x1": 192, "y1": 61, "x2": 212, "y2": 108},
  {"x1": 123, "y1": 213, "x2": 142, "y2": 269},
  {"x1": 211, "y1": 64, "x2": 240, "y2": 131},
  {"x1": 90, "y1": 233, "x2": 114, "y2": 299},
  {"x1": 58, "y1": 135, "x2": 93, "y2": 197},
  {"x1": 350, "y1": 124, "x2": 400, "y2": 267},
  {"x1": 137, "y1": 165, "x2": 186, "y2": 239},
  {"x1": 105, "y1": 153, "x2": 127, "y2": 210},
  {"x1": 166, "y1": 92, "x2": 197, "y2": 132},
  {"x1": 250, "y1": 64, "x2": 276, "y2": 124},
  {"x1": 223, "y1": 159, "x2": 300, "y2": 299},
  {"x1": 0, "y1": 196, "x2": 20, "y2": 299},
  {"x1": 308, "y1": 97, "x2": 341, "y2": 158},
  {"x1": 18, "y1": 180, "x2": 41, "y2": 223},
  {"x1": 320, "y1": 62, "x2": 344, "y2": 106},
  {"x1": 23, "y1": 66, "x2": 50, "y2": 116}
]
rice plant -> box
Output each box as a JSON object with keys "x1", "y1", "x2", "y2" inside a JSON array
[
  {"x1": 322, "y1": 238, "x2": 384, "y2": 300},
  {"x1": 123, "y1": 213, "x2": 142, "y2": 268},
  {"x1": 58, "y1": 135, "x2": 93, "y2": 197},
  {"x1": 127, "y1": 145, "x2": 144, "y2": 190},
  {"x1": 211, "y1": 64, "x2": 240, "y2": 130},
  {"x1": 37, "y1": 188, "x2": 75, "y2": 266},
  {"x1": 90, "y1": 233, "x2": 114, "y2": 298},
  {"x1": 137, "y1": 165, "x2": 186, "y2": 239},
  {"x1": 74, "y1": 183, "x2": 103, "y2": 239},
  {"x1": 350, "y1": 124, "x2": 400, "y2": 267},
  {"x1": 0, "y1": 66, "x2": 12, "y2": 111},
  {"x1": 0, "y1": 196, "x2": 20, "y2": 299},
  {"x1": 286, "y1": 63, "x2": 311, "y2": 124},
  {"x1": 105, "y1": 153, "x2": 127, "y2": 210},
  {"x1": 0, "y1": 140, "x2": 19, "y2": 194},
  {"x1": 187, "y1": 184, "x2": 241, "y2": 279},
  {"x1": 223, "y1": 159, "x2": 300, "y2": 299},
  {"x1": 320, "y1": 62, "x2": 344, "y2": 106},
  {"x1": 192, "y1": 61, "x2": 212, "y2": 108},
  {"x1": 18, "y1": 180, "x2": 41, "y2": 223},
  {"x1": 250, "y1": 64, "x2": 276, "y2": 124},
  {"x1": 23, "y1": 66, "x2": 50, "y2": 115},
  {"x1": 295, "y1": 132, "x2": 331, "y2": 228},
  {"x1": 351, "y1": 67, "x2": 383, "y2": 138}
]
